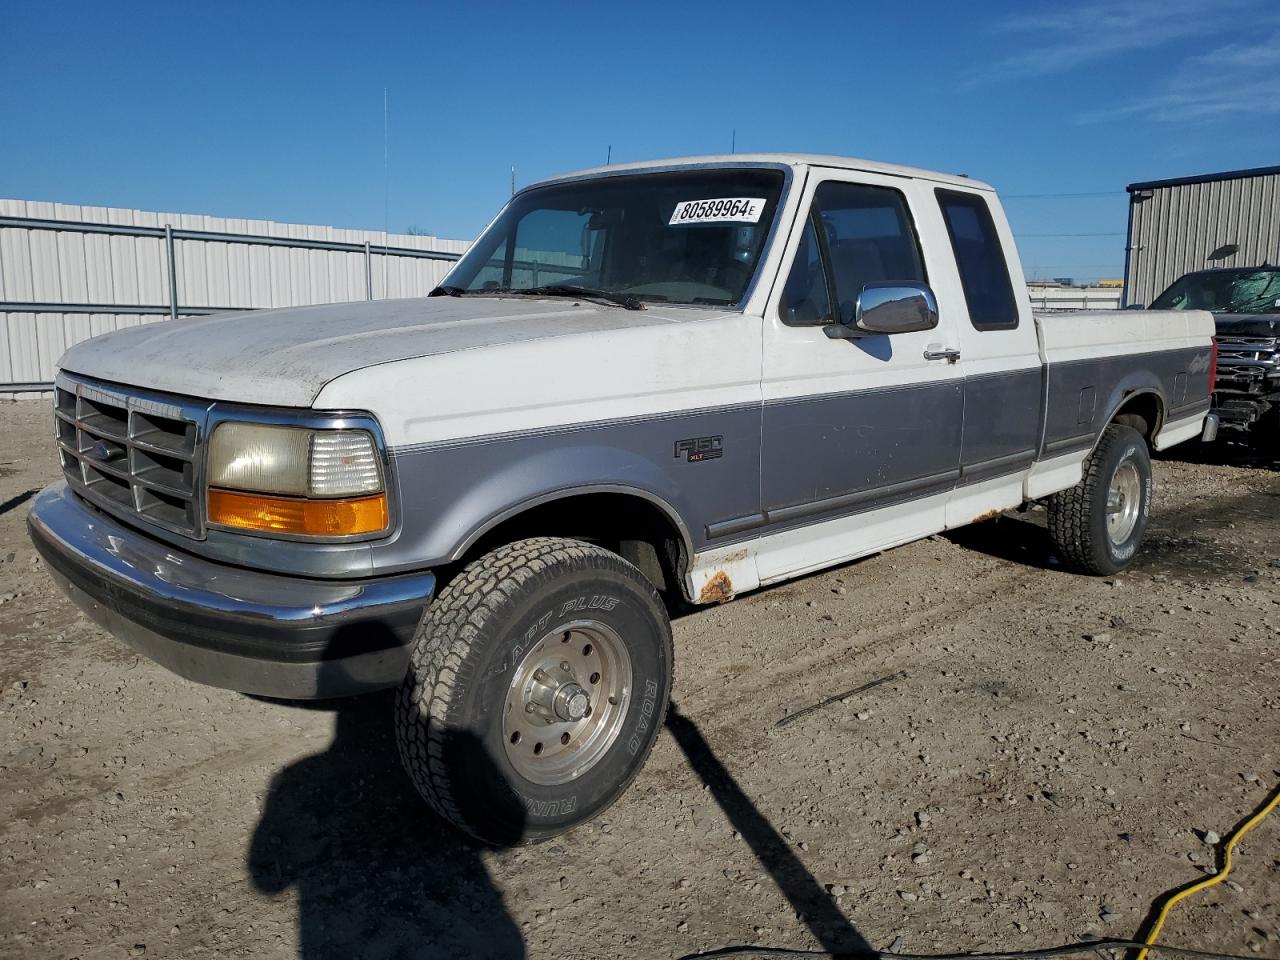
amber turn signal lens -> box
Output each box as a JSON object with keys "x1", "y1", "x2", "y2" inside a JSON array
[{"x1": 207, "y1": 489, "x2": 388, "y2": 537}]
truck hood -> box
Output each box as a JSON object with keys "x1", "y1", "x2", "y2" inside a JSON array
[
  {"x1": 1212, "y1": 313, "x2": 1280, "y2": 338},
  {"x1": 58, "y1": 296, "x2": 706, "y2": 407}
]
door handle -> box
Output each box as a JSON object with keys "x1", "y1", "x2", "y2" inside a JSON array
[{"x1": 924, "y1": 345, "x2": 961, "y2": 363}]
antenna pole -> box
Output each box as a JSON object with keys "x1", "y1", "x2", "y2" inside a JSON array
[
  {"x1": 606, "y1": 144, "x2": 612, "y2": 165},
  {"x1": 731, "y1": 128, "x2": 736, "y2": 154},
  {"x1": 382, "y1": 87, "x2": 389, "y2": 299},
  {"x1": 511, "y1": 165, "x2": 515, "y2": 196}
]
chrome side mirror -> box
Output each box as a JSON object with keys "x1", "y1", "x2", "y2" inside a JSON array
[{"x1": 824, "y1": 283, "x2": 939, "y2": 339}]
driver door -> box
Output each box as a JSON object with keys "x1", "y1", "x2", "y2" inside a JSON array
[{"x1": 755, "y1": 171, "x2": 965, "y2": 582}]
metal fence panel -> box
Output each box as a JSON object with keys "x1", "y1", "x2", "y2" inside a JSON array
[{"x1": 0, "y1": 198, "x2": 470, "y2": 394}]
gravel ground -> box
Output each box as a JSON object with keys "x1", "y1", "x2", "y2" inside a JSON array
[{"x1": 1, "y1": 398, "x2": 1277, "y2": 960}]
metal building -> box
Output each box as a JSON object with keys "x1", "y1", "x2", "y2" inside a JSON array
[
  {"x1": 0, "y1": 199, "x2": 470, "y2": 395},
  {"x1": 1123, "y1": 164, "x2": 1280, "y2": 307}
]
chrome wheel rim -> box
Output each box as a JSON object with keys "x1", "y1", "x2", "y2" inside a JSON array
[
  {"x1": 502, "y1": 619, "x2": 632, "y2": 786},
  {"x1": 1106, "y1": 461, "x2": 1142, "y2": 545}
]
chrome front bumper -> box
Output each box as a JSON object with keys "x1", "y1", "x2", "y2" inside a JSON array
[{"x1": 27, "y1": 482, "x2": 434, "y2": 699}]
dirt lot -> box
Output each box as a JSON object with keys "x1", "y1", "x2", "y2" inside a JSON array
[{"x1": 0, "y1": 398, "x2": 1277, "y2": 960}]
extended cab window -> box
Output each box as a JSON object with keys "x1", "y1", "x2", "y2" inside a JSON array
[
  {"x1": 780, "y1": 182, "x2": 925, "y2": 326},
  {"x1": 937, "y1": 189, "x2": 1019, "y2": 330}
]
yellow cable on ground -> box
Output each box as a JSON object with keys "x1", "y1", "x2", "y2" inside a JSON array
[{"x1": 1136, "y1": 784, "x2": 1280, "y2": 960}]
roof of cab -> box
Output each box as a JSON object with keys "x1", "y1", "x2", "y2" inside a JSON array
[{"x1": 529, "y1": 153, "x2": 995, "y2": 192}]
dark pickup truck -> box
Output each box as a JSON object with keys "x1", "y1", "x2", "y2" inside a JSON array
[{"x1": 1152, "y1": 266, "x2": 1280, "y2": 442}]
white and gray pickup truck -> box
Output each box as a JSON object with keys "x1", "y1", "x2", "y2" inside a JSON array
[{"x1": 29, "y1": 154, "x2": 1217, "y2": 842}]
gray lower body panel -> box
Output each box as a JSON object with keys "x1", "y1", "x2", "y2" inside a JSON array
[
  {"x1": 370, "y1": 345, "x2": 1213, "y2": 573},
  {"x1": 1042, "y1": 346, "x2": 1213, "y2": 451},
  {"x1": 761, "y1": 380, "x2": 965, "y2": 519}
]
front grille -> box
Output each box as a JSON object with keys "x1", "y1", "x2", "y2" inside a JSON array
[
  {"x1": 54, "y1": 375, "x2": 206, "y2": 538},
  {"x1": 1215, "y1": 335, "x2": 1278, "y2": 387}
]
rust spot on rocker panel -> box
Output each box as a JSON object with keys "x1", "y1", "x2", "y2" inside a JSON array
[
  {"x1": 971, "y1": 508, "x2": 1006, "y2": 524},
  {"x1": 698, "y1": 571, "x2": 735, "y2": 605}
]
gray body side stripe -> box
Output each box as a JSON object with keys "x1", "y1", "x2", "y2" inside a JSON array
[
  {"x1": 761, "y1": 379, "x2": 964, "y2": 522},
  {"x1": 1043, "y1": 435, "x2": 1095, "y2": 456},
  {"x1": 705, "y1": 514, "x2": 768, "y2": 539},
  {"x1": 958, "y1": 448, "x2": 1038, "y2": 484},
  {"x1": 766, "y1": 468, "x2": 961, "y2": 524},
  {"x1": 706, "y1": 469, "x2": 969, "y2": 545},
  {"x1": 368, "y1": 344, "x2": 1211, "y2": 577},
  {"x1": 1041, "y1": 344, "x2": 1212, "y2": 454},
  {"x1": 1167, "y1": 398, "x2": 1211, "y2": 420}
]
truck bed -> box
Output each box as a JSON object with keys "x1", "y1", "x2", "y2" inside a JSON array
[
  {"x1": 1033, "y1": 308, "x2": 1215, "y2": 462},
  {"x1": 1034, "y1": 308, "x2": 1213, "y2": 363}
]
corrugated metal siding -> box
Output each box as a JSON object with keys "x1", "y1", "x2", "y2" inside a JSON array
[
  {"x1": 1125, "y1": 171, "x2": 1280, "y2": 306},
  {"x1": 0, "y1": 198, "x2": 471, "y2": 395}
]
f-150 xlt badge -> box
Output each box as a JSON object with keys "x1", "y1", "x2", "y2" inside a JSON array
[{"x1": 674, "y1": 436, "x2": 723, "y2": 462}]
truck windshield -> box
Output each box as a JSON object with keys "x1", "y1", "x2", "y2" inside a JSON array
[
  {"x1": 439, "y1": 168, "x2": 786, "y2": 307},
  {"x1": 1151, "y1": 267, "x2": 1280, "y2": 314}
]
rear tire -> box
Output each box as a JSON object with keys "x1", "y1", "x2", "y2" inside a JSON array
[
  {"x1": 395, "y1": 537, "x2": 673, "y2": 844},
  {"x1": 1047, "y1": 424, "x2": 1152, "y2": 575}
]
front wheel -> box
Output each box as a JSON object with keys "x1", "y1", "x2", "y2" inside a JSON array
[
  {"x1": 395, "y1": 537, "x2": 673, "y2": 844},
  {"x1": 1046, "y1": 424, "x2": 1153, "y2": 575}
]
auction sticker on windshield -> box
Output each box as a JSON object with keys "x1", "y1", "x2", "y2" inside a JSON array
[{"x1": 669, "y1": 198, "x2": 766, "y2": 226}]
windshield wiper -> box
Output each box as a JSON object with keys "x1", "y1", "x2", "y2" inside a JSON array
[
  {"x1": 429, "y1": 283, "x2": 644, "y2": 310},
  {"x1": 521, "y1": 284, "x2": 644, "y2": 310}
]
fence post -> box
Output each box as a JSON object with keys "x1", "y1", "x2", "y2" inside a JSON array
[
  {"x1": 364, "y1": 242, "x2": 373, "y2": 300},
  {"x1": 164, "y1": 224, "x2": 179, "y2": 319}
]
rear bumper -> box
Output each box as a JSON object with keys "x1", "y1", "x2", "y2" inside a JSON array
[
  {"x1": 1201, "y1": 411, "x2": 1219, "y2": 443},
  {"x1": 27, "y1": 482, "x2": 434, "y2": 699}
]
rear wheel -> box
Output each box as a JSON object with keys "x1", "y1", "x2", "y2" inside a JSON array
[
  {"x1": 1047, "y1": 424, "x2": 1153, "y2": 575},
  {"x1": 395, "y1": 537, "x2": 673, "y2": 844}
]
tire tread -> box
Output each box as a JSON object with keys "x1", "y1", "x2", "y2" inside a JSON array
[
  {"x1": 1046, "y1": 424, "x2": 1146, "y2": 575},
  {"x1": 394, "y1": 537, "x2": 669, "y2": 841}
]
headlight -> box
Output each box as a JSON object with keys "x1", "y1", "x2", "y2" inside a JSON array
[{"x1": 206, "y1": 422, "x2": 388, "y2": 537}]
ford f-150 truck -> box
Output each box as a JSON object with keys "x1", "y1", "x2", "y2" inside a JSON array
[
  {"x1": 28, "y1": 154, "x2": 1216, "y2": 843},
  {"x1": 1150, "y1": 265, "x2": 1280, "y2": 444}
]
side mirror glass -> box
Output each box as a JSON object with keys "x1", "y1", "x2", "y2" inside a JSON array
[{"x1": 825, "y1": 283, "x2": 939, "y2": 339}]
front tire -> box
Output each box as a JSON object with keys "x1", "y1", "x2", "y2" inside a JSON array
[
  {"x1": 1047, "y1": 424, "x2": 1153, "y2": 575},
  {"x1": 395, "y1": 537, "x2": 673, "y2": 844}
]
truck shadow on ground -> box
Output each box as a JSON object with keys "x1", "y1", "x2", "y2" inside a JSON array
[
  {"x1": 247, "y1": 690, "x2": 527, "y2": 960},
  {"x1": 665, "y1": 703, "x2": 876, "y2": 958},
  {"x1": 247, "y1": 693, "x2": 878, "y2": 959},
  {"x1": 947, "y1": 491, "x2": 1278, "y2": 582},
  {"x1": 943, "y1": 514, "x2": 1062, "y2": 572},
  {"x1": 1155, "y1": 432, "x2": 1279, "y2": 472}
]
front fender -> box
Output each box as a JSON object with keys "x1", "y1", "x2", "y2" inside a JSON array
[
  {"x1": 368, "y1": 404, "x2": 761, "y2": 573},
  {"x1": 433, "y1": 442, "x2": 696, "y2": 562}
]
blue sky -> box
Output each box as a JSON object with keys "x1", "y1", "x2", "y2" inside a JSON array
[{"x1": 2, "y1": 0, "x2": 1277, "y2": 282}]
